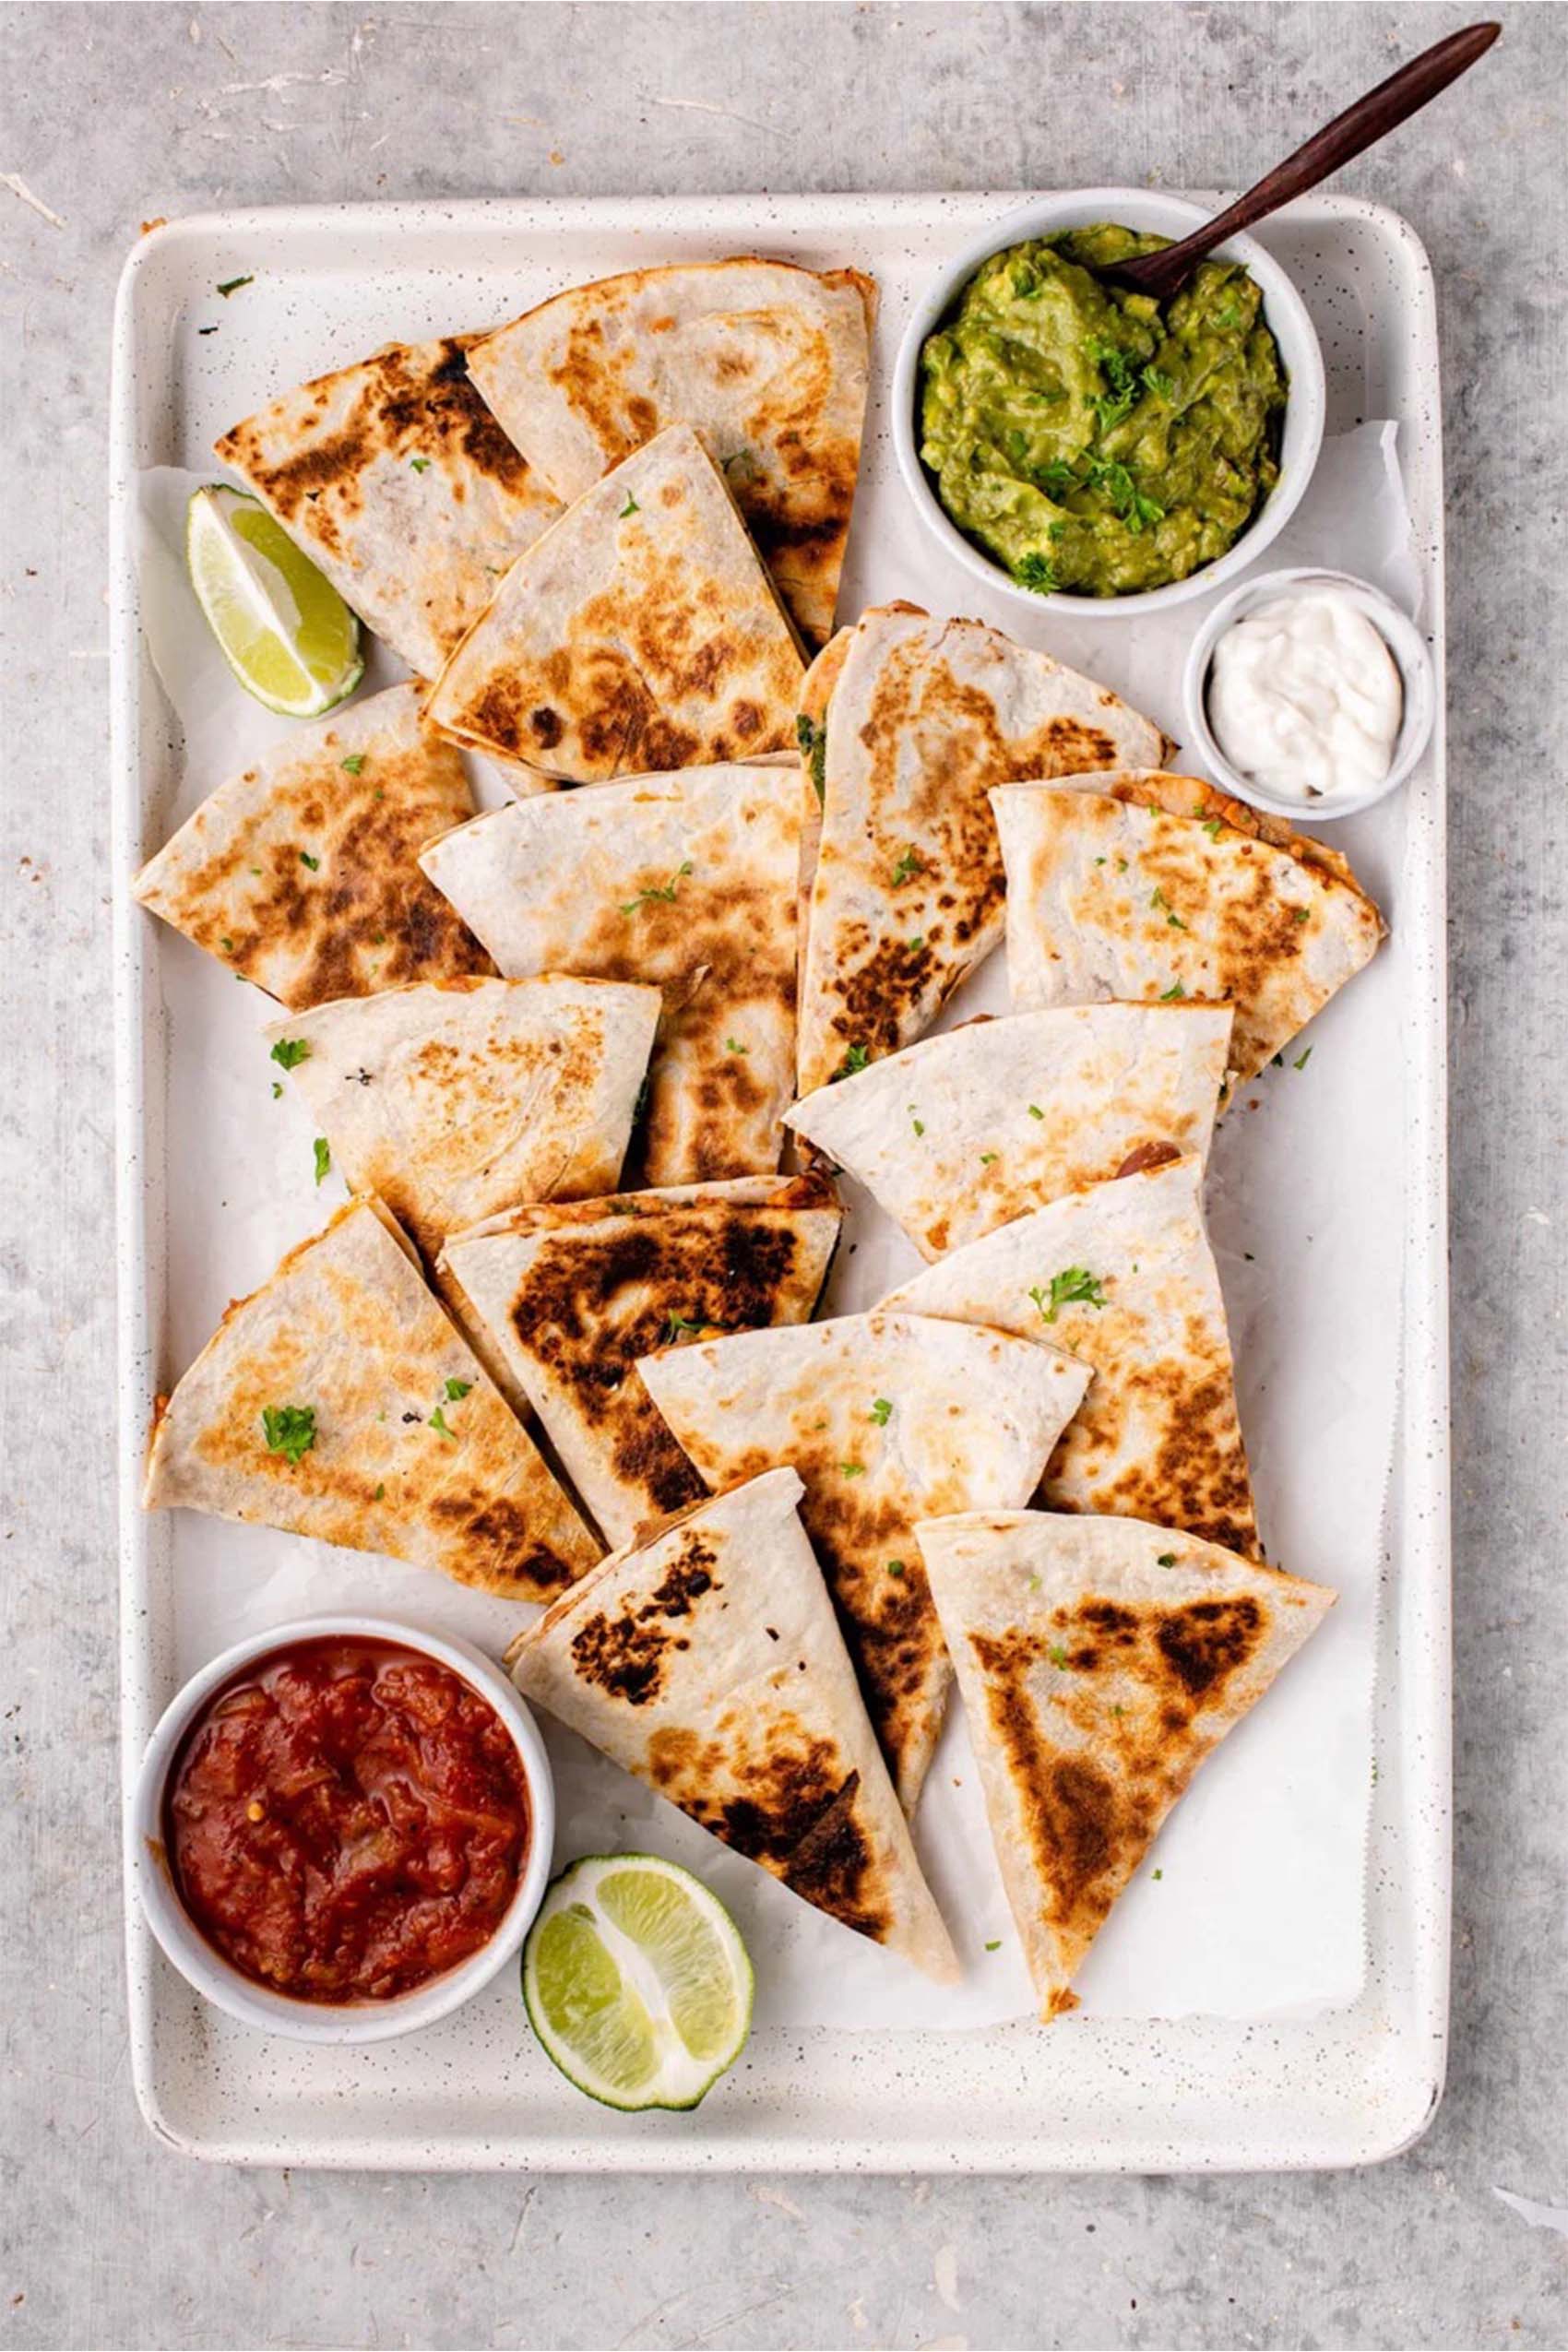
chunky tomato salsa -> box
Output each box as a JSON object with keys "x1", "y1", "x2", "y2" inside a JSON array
[{"x1": 165, "y1": 1636, "x2": 532, "y2": 2003}]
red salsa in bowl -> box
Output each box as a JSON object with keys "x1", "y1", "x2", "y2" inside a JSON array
[{"x1": 164, "y1": 1634, "x2": 532, "y2": 2004}]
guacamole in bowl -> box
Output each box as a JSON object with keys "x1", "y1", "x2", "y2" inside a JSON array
[{"x1": 919, "y1": 223, "x2": 1289, "y2": 600}]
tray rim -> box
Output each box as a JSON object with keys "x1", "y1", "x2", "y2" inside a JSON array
[{"x1": 109, "y1": 186, "x2": 1450, "y2": 2174}]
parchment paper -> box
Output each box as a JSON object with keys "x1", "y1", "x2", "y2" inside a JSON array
[{"x1": 138, "y1": 425, "x2": 1418, "y2": 2030}]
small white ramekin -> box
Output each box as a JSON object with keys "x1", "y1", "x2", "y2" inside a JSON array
[
  {"x1": 891, "y1": 188, "x2": 1326, "y2": 623},
  {"x1": 131, "y1": 1613, "x2": 554, "y2": 2044},
  {"x1": 1181, "y1": 565, "x2": 1436, "y2": 823}
]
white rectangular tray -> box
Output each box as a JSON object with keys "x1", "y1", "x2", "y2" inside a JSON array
[{"x1": 111, "y1": 191, "x2": 1449, "y2": 2171}]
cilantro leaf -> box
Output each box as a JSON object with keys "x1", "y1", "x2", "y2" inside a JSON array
[
  {"x1": 838, "y1": 1460, "x2": 866, "y2": 1479},
  {"x1": 216, "y1": 275, "x2": 253, "y2": 298},
  {"x1": 313, "y1": 1136, "x2": 331, "y2": 1185},
  {"x1": 1028, "y1": 1266, "x2": 1108, "y2": 1324},
  {"x1": 620, "y1": 493, "x2": 639, "y2": 517},
  {"x1": 444, "y1": 1377, "x2": 472, "y2": 1401},
  {"x1": 1015, "y1": 551, "x2": 1061, "y2": 595},
  {"x1": 665, "y1": 1310, "x2": 706, "y2": 1345},
  {"x1": 620, "y1": 861, "x2": 693, "y2": 916},
  {"x1": 834, "y1": 1042, "x2": 869, "y2": 1081},
  {"x1": 300, "y1": 849, "x2": 320, "y2": 872},
  {"x1": 341, "y1": 754, "x2": 365, "y2": 777},
  {"x1": 270, "y1": 1038, "x2": 311, "y2": 1071},
  {"x1": 1159, "y1": 979, "x2": 1185, "y2": 1001},
  {"x1": 870, "y1": 1397, "x2": 892, "y2": 1426},
  {"x1": 1293, "y1": 1046, "x2": 1313, "y2": 1071},
  {"x1": 261, "y1": 1403, "x2": 316, "y2": 1465},
  {"x1": 795, "y1": 711, "x2": 827, "y2": 804},
  {"x1": 410, "y1": 457, "x2": 432, "y2": 473},
  {"x1": 429, "y1": 1405, "x2": 456, "y2": 1438},
  {"x1": 890, "y1": 845, "x2": 924, "y2": 888},
  {"x1": 1157, "y1": 1551, "x2": 1177, "y2": 1567}
]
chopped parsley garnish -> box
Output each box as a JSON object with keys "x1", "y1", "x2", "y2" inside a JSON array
[
  {"x1": 619, "y1": 493, "x2": 639, "y2": 517},
  {"x1": 374, "y1": 1482, "x2": 385, "y2": 1502},
  {"x1": 1157, "y1": 1551, "x2": 1177, "y2": 1567},
  {"x1": 1292, "y1": 905, "x2": 1312, "y2": 923},
  {"x1": 312, "y1": 1136, "x2": 331, "y2": 1185},
  {"x1": 980, "y1": 1150, "x2": 997, "y2": 1165},
  {"x1": 1028, "y1": 1265, "x2": 1108, "y2": 1324},
  {"x1": 870, "y1": 1397, "x2": 892, "y2": 1426},
  {"x1": 725, "y1": 1037, "x2": 748, "y2": 1054},
  {"x1": 1202, "y1": 816, "x2": 1225, "y2": 838},
  {"x1": 1141, "y1": 364, "x2": 1176, "y2": 400},
  {"x1": 216, "y1": 275, "x2": 253, "y2": 297},
  {"x1": 410, "y1": 457, "x2": 432, "y2": 473},
  {"x1": 906, "y1": 934, "x2": 924, "y2": 953},
  {"x1": 665, "y1": 1310, "x2": 706, "y2": 1344},
  {"x1": 886, "y1": 1559, "x2": 906, "y2": 1577},
  {"x1": 834, "y1": 1043, "x2": 869, "y2": 1080},
  {"x1": 341, "y1": 753, "x2": 365, "y2": 777},
  {"x1": 1015, "y1": 552, "x2": 1060, "y2": 595},
  {"x1": 271, "y1": 1081, "x2": 283, "y2": 1099},
  {"x1": 838, "y1": 1460, "x2": 866, "y2": 1479},
  {"x1": 1159, "y1": 980, "x2": 1186, "y2": 1001},
  {"x1": 1294, "y1": 1046, "x2": 1313, "y2": 1070},
  {"x1": 1047, "y1": 1643, "x2": 1068, "y2": 1668},
  {"x1": 444, "y1": 1377, "x2": 472, "y2": 1401},
  {"x1": 909, "y1": 1108, "x2": 925, "y2": 1136},
  {"x1": 795, "y1": 711, "x2": 827, "y2": 804},
  {"x1": 1037, "y1": 457, "x2": 1079, "y2": 498},
  {"x1": 429, "y1": 1405, "x2": 456, "y2": 1438},
  {"x1": 1149, "y1": 886, "x2": 1186, "y2": 931},
  {"x1": 890, "y1": 845, "x2": 924, "y2": 888},
  {"x1": 261, "y1": 1403, "x2": 316, "y2": 1465},
  {"x1": 300, "y1": 849, "x2": 320, "y2": 872},
  {"x1": 1152, "y1": 1868, "x2": 1163, "y2": 1882},
  {"x1": 983, "y1": 1939, "x2": 1002, "y2": 1953},
  {"x1": 1028, "y1": 1103, "x2": 1044, "y2": 1120},
  {"x1": 620, "y1": 861, "x2": 693, "y2": 916}
]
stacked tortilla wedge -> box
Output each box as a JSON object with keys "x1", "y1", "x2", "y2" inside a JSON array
[
  {"x1": 466, "y1": 256, "x2": 874, "y2": 646},
  {"x1": 794, "y1": 606, "x2": 1169, "y2": 1093},
  {"x1": 509, "y1": 1469, "x2": 958, "y2": 1980}
]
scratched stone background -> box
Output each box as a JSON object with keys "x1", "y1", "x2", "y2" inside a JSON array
[{"x1": 2, "y1": 4, "x2": 1566, "y2": 2346}]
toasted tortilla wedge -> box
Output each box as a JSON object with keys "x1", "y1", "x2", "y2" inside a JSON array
[
  {"x1": 637, "y1": 1313, "x2": 1088, "y2": 1813},
  {"x1": 420, "y1": 762, "x2": 800, "y2": 1183},
  {"x1": 795, "y1": 607, "x2": 1170, "y2": 1094},
  {"x1": 441, "y1": 1174, "x2": 843, "y2": 1547},
  {"x1": 144, "y1": 1197, "x2": 599, "y2": 1598},
  {"x1": 424, "y1": 424, "x2": 805, "y2": 783},
  {"x1": 886, "y1": 1156, "x2": 1257, "y2": 1555},
  {"x1": 786, "y1": 1004, "x2": 1232, "y2": 1262},
  {"x1": 132, "y1": 685, "x2": 493, "y2": 1009},
  {"x1": 508, "y1": 1468, "x2": 957, "y2": 1980},
  {"x1": 466, "y1": 258, "x2": 873, "y2": 646},
  {"x1": 264, "y1": 975, "x2": 659, "y2": 1265},
  {"x1": 915, "y1": 1511, "x2": 1334, "y2": 2018},
  {"x1": 214, "y1": 338, "x2": 562, "y2": 680},
  {"x1": 992, "y1": 772, "x2": 1386, "y2": 1087}
]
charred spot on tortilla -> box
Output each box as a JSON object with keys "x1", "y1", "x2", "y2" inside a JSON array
[{"x1": 569, "y1": 1533, "x2": 721, "y2": 1704}]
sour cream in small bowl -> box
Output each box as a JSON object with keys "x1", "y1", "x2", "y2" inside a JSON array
[{"x1": 1182, "y1": 567, "x2": 1435, "y2": 821}]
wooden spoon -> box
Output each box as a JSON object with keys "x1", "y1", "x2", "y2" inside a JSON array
[{"x1": 1108, "y1": 21, "x2": 1501, "y2": 304}]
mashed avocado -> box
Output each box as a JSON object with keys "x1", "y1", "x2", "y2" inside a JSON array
[{"x1": 920, "y1": 223, "x2": 1287, "y2": 598}]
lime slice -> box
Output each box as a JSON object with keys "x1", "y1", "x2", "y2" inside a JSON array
[
  {"x1": 185, "y1": 485, "x2": 363, "y2": 717},
  {"x1": 522, "y1": 1853, "x2": 754, "y2": 2111}
]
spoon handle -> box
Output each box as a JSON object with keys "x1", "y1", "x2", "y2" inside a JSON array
[{"x1": 1138, "y1": 21, "x2": 1501, "y2": 291}]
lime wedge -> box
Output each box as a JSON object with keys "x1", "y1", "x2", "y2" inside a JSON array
[
  {"x1": 522, "y1": 1854, "x2": 754, "y2": 2111},
  {"x1": 185, "y1": 485, "x2": 363, "y2": 717}
]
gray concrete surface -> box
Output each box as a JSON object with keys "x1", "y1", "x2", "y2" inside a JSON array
[{"x1": 3, "y1": 4, "x2": 1566, "y2": 2346}]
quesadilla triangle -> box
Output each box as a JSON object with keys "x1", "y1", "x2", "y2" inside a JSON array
[
  {"x1": 420, "y1": 762, "x2": 801, "y2": 1184},
  {"x1": 990, "y1": 771, "x2": 1387, "y2": 1089},
  {"x1": 424, "y1": 423, "x2": 806, "y2": 785},
  {"x1": 915, "y1": 1511, "x2": 1335, "y2": 2020},
  {"x1": 794, "y1": 605, "x2": 1170, "y2": 1095},
  {"x1": 465, "y1": 257, "x2": 874, "y2": 646},
  {"x1": 636, "y1": 1313, "x2": 1089, "y2": 1814},
  {"x1": 507, "y1": 1467, "x2": 959, "y2": 1981},
  {"x1": 785, "y1": 1004, "x2": 1233, "y2": 1263},
  {"x1": 886, "y1": 1156, "x2": 1258, "y2": 1556},
  {"x1": 214, "y1": 335, "x2": 561, "y2": 680},
  {"x1": 264, "y1": 974, "x2": 660, "y2": 1266},
  {"x1": 132, "y1": 684, "x2": 494, "y2": 1010},
  {"x1": 440, "y1": 1173, "x2": 844, "y2": 1548},
  {"x1": 144, "y1": 1196, "x2": 599, "y2": 1599}
]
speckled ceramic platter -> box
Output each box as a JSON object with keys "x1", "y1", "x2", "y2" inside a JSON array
[{"x1": 110, "y1": 193, "x2": 1449, "y2": 2170}]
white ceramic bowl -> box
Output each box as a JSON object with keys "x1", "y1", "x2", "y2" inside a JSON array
[
  {"x1": 131, "y1": 1613, "x2": 555, "y2": 2044},
  {"x1": 1182, "y1": 565, "x2": 1436, "y2": 822},
  {"x1": 891, "y1": 188, "x2": 1326, "y2": 622}
]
